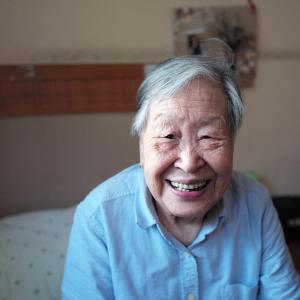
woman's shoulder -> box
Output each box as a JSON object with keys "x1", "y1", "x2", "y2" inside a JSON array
[
  {"x1": 77, "y1": 164, "x2": 143, "y2": 216},
  {"x1": 230, "y1": 171, "x2": 272, "y2": 211}
]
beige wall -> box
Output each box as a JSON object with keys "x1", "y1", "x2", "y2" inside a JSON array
[
  {"x1": 1, "y1": 0, "x2": 300, "y2": 63},
  {"x1": 235, "y1": 59, "x2": 300, "y2": 193},
  {"x1": 0, "y1": 0, "x2": 300, "y2": 215},
  {"x1": 0, "y1": 114, "x2": 139, "y2": 215}
]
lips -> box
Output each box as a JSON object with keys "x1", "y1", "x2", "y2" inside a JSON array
[{"x1": 168, "y1": 180, "x2": 210, "y2": 192}]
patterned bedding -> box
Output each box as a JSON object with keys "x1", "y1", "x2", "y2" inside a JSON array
[{"x1": 0, "y1": 206, "x2": 75, "y2": 300}]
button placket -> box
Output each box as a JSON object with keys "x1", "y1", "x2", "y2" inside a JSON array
[
  {"x1": 187, "y1": 293, "x2": 195, "y2": 300},
  {"x1": 181, "y1": 250, "x2": 199, "y2": 300}
]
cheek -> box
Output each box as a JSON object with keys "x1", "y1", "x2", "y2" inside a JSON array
[
  {"x1": 205, "y1": 145, "x2": 233, "y2": 176},
  {"x1": 141, "y1": 142, "x2": 177, "y2": 191},
  {"x1": 144, "y1": 141, "x2": 177, "y2": 167}
]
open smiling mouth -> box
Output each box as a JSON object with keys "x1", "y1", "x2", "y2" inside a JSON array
[{"x1": 167, "y1": 180, "x2": 210, "y2": 192}]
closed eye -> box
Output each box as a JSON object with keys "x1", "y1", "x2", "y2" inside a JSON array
[
  {"x1": 164, "y1": 134, "x2": 176, "y2": 140},
  {"x1": 200, "y1": 135, "x2": 211, "y2": 140}
]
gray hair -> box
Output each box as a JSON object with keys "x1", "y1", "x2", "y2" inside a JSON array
[{"x1": 131, "y1": 55, "x2": 244, "y2": 137}]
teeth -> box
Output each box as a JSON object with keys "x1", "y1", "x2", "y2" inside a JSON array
[{"x1": 170, "y1": 180, "x2": 207, "y2": 191}]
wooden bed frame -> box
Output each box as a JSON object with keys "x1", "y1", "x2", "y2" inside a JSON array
[{"x1": 0, "y1": 64, "x2": 144, "y2": 117}]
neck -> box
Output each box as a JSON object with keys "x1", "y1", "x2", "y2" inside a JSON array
[{"x1": 154, "y1": 202, "x2": 203, "y2": 246}]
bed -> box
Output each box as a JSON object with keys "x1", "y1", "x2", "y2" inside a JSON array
[{"x1": 0, "y1": 206, "x2": 75, "y2": 300}]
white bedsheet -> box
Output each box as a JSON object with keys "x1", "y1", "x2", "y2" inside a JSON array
[{"x1": 0, "y1": 206, "x2": 75, "y2": 300}]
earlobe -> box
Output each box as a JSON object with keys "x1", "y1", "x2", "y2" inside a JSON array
[
  {"x1": 140, "y1": 154, "x2": 144, "y2": 168},
  {"x1": 139, "y1": 139, "x2": 144, "y2": 168}
]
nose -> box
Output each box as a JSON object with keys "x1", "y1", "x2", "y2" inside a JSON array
[{"x1": 174, "y1": 144, "x2": 205, "y2": 174}]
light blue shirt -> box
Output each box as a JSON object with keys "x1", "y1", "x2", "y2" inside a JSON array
[{"x1": 62, "y1": 164, "x2": 300, "y2": 299}]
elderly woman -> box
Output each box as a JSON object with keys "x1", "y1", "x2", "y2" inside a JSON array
[{"x1": 62, "y1": 55, "x2": 300, "y2": 299}]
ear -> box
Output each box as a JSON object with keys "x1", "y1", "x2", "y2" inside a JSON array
[{"x1": 139, "y1": 138, "x2": 144, "y2": 168}]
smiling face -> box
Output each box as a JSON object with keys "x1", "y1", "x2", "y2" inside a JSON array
[{"x1": 139, "y1": 78, "x2": 234, "y2": 223}]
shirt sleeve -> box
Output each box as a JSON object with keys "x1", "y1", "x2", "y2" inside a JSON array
[
  {"x1": 259, "y1": 198, "x2": 300, "y2": 299},
  {"x1": 61, "y1": 200, "x2": 114, "y2": 300}
]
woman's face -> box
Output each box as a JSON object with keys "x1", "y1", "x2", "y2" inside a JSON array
[{"x1": 139, "y1": 78, "x2": 234, "y2": 222}]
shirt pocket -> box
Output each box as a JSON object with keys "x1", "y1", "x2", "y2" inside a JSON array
[{"x1": 223, "y1": 283, "x2": 258, "y2": 300}]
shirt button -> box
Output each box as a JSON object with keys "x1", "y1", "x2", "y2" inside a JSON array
[
  {"x1": 184, "y1": 251, "x2": 191, "y2": 257},
  {"x1": 187, "y1": 293, "x2": 195, "y2": 300}
]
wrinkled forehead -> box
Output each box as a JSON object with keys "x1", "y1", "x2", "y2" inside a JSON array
[
  {"x1": 149, "y1": 78, "x2": 228, "y2": 115},
  {"x1": 150, "y1": 76, "x2": 224, "y2": 101}
]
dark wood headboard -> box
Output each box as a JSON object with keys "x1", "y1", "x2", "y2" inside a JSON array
[{"x1": 0, "y1": 64, "x2": 144, "y2": 117}]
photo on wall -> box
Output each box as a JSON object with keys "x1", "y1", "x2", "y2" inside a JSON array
[{"x1": 174, "y1": 6, "x2": 258, "y2": 87}]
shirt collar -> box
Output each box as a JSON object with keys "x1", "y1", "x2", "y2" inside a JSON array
[
  {"x1": 134, "y1": 168, "x2": 158, "y2": 228},
  {"x1": 221, "y1": 176, "x2": 235, "y2": 223}
]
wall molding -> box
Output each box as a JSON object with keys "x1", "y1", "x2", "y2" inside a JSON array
[{"x1": 0, "y1": 64, "x2": 144, "y2": 117}]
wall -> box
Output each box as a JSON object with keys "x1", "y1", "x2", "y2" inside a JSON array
[
  {"x1": 0, "y1": 114, "x2": 139, "y2": 214},
  {"x1": 0, "y1": 0, "x2": 300, "y2": 215},
  {"x1": 235, "y1": 59, "x2": 300, "y2": 193},
  {"x1": 1, "y1": 0, "x2": 300, "y2": 64}
]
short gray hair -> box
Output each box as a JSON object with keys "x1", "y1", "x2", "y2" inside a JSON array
[{"x1": 131, "y1": 55, "x2": 244, "y2": 137}]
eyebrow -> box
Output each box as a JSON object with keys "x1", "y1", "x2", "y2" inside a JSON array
[
  {"x1": 153, "y1": 113, "x2": 174, "y2": 124},
  {"x1": 151, "y1": 115, "x2": 174, "y2": 132}
]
